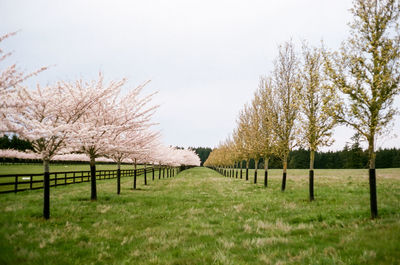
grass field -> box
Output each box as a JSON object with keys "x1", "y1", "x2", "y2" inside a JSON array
[{"x1": 0, "y1": 167, "x2": 399, "y2": 264}]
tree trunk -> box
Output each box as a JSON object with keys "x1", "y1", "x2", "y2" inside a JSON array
[
  {"x1": 368, "y1": 137, "x2": 378, "y2": 219},
  {"x1": 264, "y1": 157, "x2": 269, "y2": 187},
  {"x1": 309, "y1": 150, "x2": 315, "y2": 201},
  {"x1": 90, "y1": 156, "x2": 97, "y2": 200},
  {"x1": 236, "y1": 162, "x2": 238, "y2": 178},
  {"x1": 144, "y1": 164, "x2": 147, "y2": 185},
  {"x1": 117, "y1": 162, "x2": 121, "y2": 195},
  {"x1": 254, "y1": 159, "x2": 258, "y2": 184},
  {"x1": 240, "y1": 160, "x2": 243, "y2": 179},
  {"x1": 133, "y1": 168, "x2": 137, "y2": 189},
  {"x1": 281, "y1": 156, "x2": 287, "y2": 191},
  {"x1": 152, "y1": 165, "x2": 155, "y2": 181},
  {"x1": 246, "y1": 159, "x2": 249, "y2": 181},
  {"x1": 43, "y1": 159, "x2": 50, "y2": 219}
]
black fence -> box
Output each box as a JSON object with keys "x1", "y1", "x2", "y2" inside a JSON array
[{"x1": 0, "y1": 167, "x2": 161, "y2": 194}]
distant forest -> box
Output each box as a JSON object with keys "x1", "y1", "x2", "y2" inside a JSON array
[
  {"x1": 191, "y1": 143, "x2": 400, "y2": 169},
  {"x1": 1, "y1": 135, "x2": 399, "y2": 168}
]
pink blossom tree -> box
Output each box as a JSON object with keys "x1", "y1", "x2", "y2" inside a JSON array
[
  {"x1": 4, "y1": 74, "x2": 114, "y2": 219},
  {"x1": 107, "y1": 129, "x2": 160, "y2": 193},
  {"x1": 69, "y1": 79, "x2": 158, "y2": 200}
]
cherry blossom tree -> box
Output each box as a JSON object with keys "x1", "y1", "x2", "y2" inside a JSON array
[
  {"x1": 69, "y1": 78, "x2": 158, "y2": 200},
  {"x1": 107, "y1": 129, "x2": 159, "y2": 193},
  {"x1": 4, "y1": 74, "x2": 115, "y2": 219}
]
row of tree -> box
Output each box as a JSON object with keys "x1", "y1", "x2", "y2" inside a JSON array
[
  {"x1": 3, "y1": 136, "x2": 399, "y2": 168},
  {"x1": 0, "y1": 32, "x2": 200, "y2": 219},
  {"x1": 205, "y1": 0, "x2": 400, "y2": 219},
  {"x1": 222, "y1": 147, "x2": 400, "y2": 170}
]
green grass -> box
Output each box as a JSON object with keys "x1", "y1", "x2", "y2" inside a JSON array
[{"x1": 0, "y1": 167, "x2": 399, "y2": 264}]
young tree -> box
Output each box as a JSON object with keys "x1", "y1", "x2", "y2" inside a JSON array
[
  {"x1": 70, "y1": 78, "x2": 157, "y2": 200},
  {"x1": 107, "y1": 129, "x2": 159, "y2": 193},
  {"x1": 232, "y1": 128, "x2": 245, "y2": 179},
  {"x1": 299, "y1": 44, "x2": 336, "y2": 201},
  {"x1": 258, "y1": 77, "x2": 276, "y2": 187},
  {"x1": 324, "y1": 0, "x2": 400, "y2": 218},
  {"x1": 270, "y1": 40, "x2": 301, "y2": 191},
  {"x1": 5, "y1": 77, "x2": 113, "y2": 219},
  {"x1": 236, "y1": 104, "x2": 253, "y2": 181},
  {"x1": 248, "y1": 91, "x2": 265, "y2": 184}
]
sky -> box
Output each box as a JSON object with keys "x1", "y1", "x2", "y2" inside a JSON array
[{"x1": 1, "y1": 0, "x2": 399, "y2": 150}]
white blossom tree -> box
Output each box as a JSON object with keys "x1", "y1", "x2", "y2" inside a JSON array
[
  {"x1": 4, "y1": 75, "x2": 114, "y2": 219},
  {"x1": 69, "y1": 78, "x2": 158, "y2": 200},
  {"x1": 107, "y1": 128, "x2": 159, "y2": 193}
]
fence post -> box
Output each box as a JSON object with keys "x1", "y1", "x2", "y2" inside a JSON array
[
  {"x1": 90, "y1": 163, "x2": 97, "y2": 200},
  {"x1": 117, "y1": 168, "x2": 121, "y2": 195},
  {"x1": 30, "y1": 175, "x2": 33, "y2": 189},
  {"x1": 14, "y1": 175, "x2": 18, "y2": 193},
  {"x1": 264, "y1": 170, "x2": 268, "y2": 187},
  {"x1": 133, "y1": 169, "x2": 137, "y2": 190},
  {"x1": 43, "y1": 171, "x2": 50, "y2": 219}
]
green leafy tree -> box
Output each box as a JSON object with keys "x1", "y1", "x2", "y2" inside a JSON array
[
  {"x1": 324, "y1": 0, "x2": 400, "y2": 218},
  {"x1": 299, "y1": 43, "x2": 336, "y2": 200},
  {"x1": 270, "y1": 40, "x2": 301, "y2": 191}
]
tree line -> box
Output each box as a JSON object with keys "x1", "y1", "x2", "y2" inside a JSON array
[
  {"x1": 234, "y1": 147, "x2": 400, "y2": 170},
  {"x1": 204, "y1": 0, "x2": 400, "y2": 219},
  {"x1": 3, "y1": 139, "x2": 399, "y2": 169}
]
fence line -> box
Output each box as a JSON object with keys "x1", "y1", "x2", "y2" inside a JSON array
[{"x1": 0, "y1": 167, "x2": 162, "y2": 194}]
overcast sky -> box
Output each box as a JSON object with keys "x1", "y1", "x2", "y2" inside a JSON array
[{"x1": 1, "y1": 0, "x2": 399, "y2": 150}]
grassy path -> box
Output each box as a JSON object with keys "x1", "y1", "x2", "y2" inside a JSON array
[{"x1": 0, "y1": 167, "x2": 399, "y2": 264}]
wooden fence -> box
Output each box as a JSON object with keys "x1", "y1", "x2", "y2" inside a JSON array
[{"x1": 0, "y1": 167, "x2": 174, "y2": 194}]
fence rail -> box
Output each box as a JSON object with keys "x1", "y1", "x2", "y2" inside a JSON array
[{"x1": 0, "y1": 167, "x2": 157, "y2": 194}]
